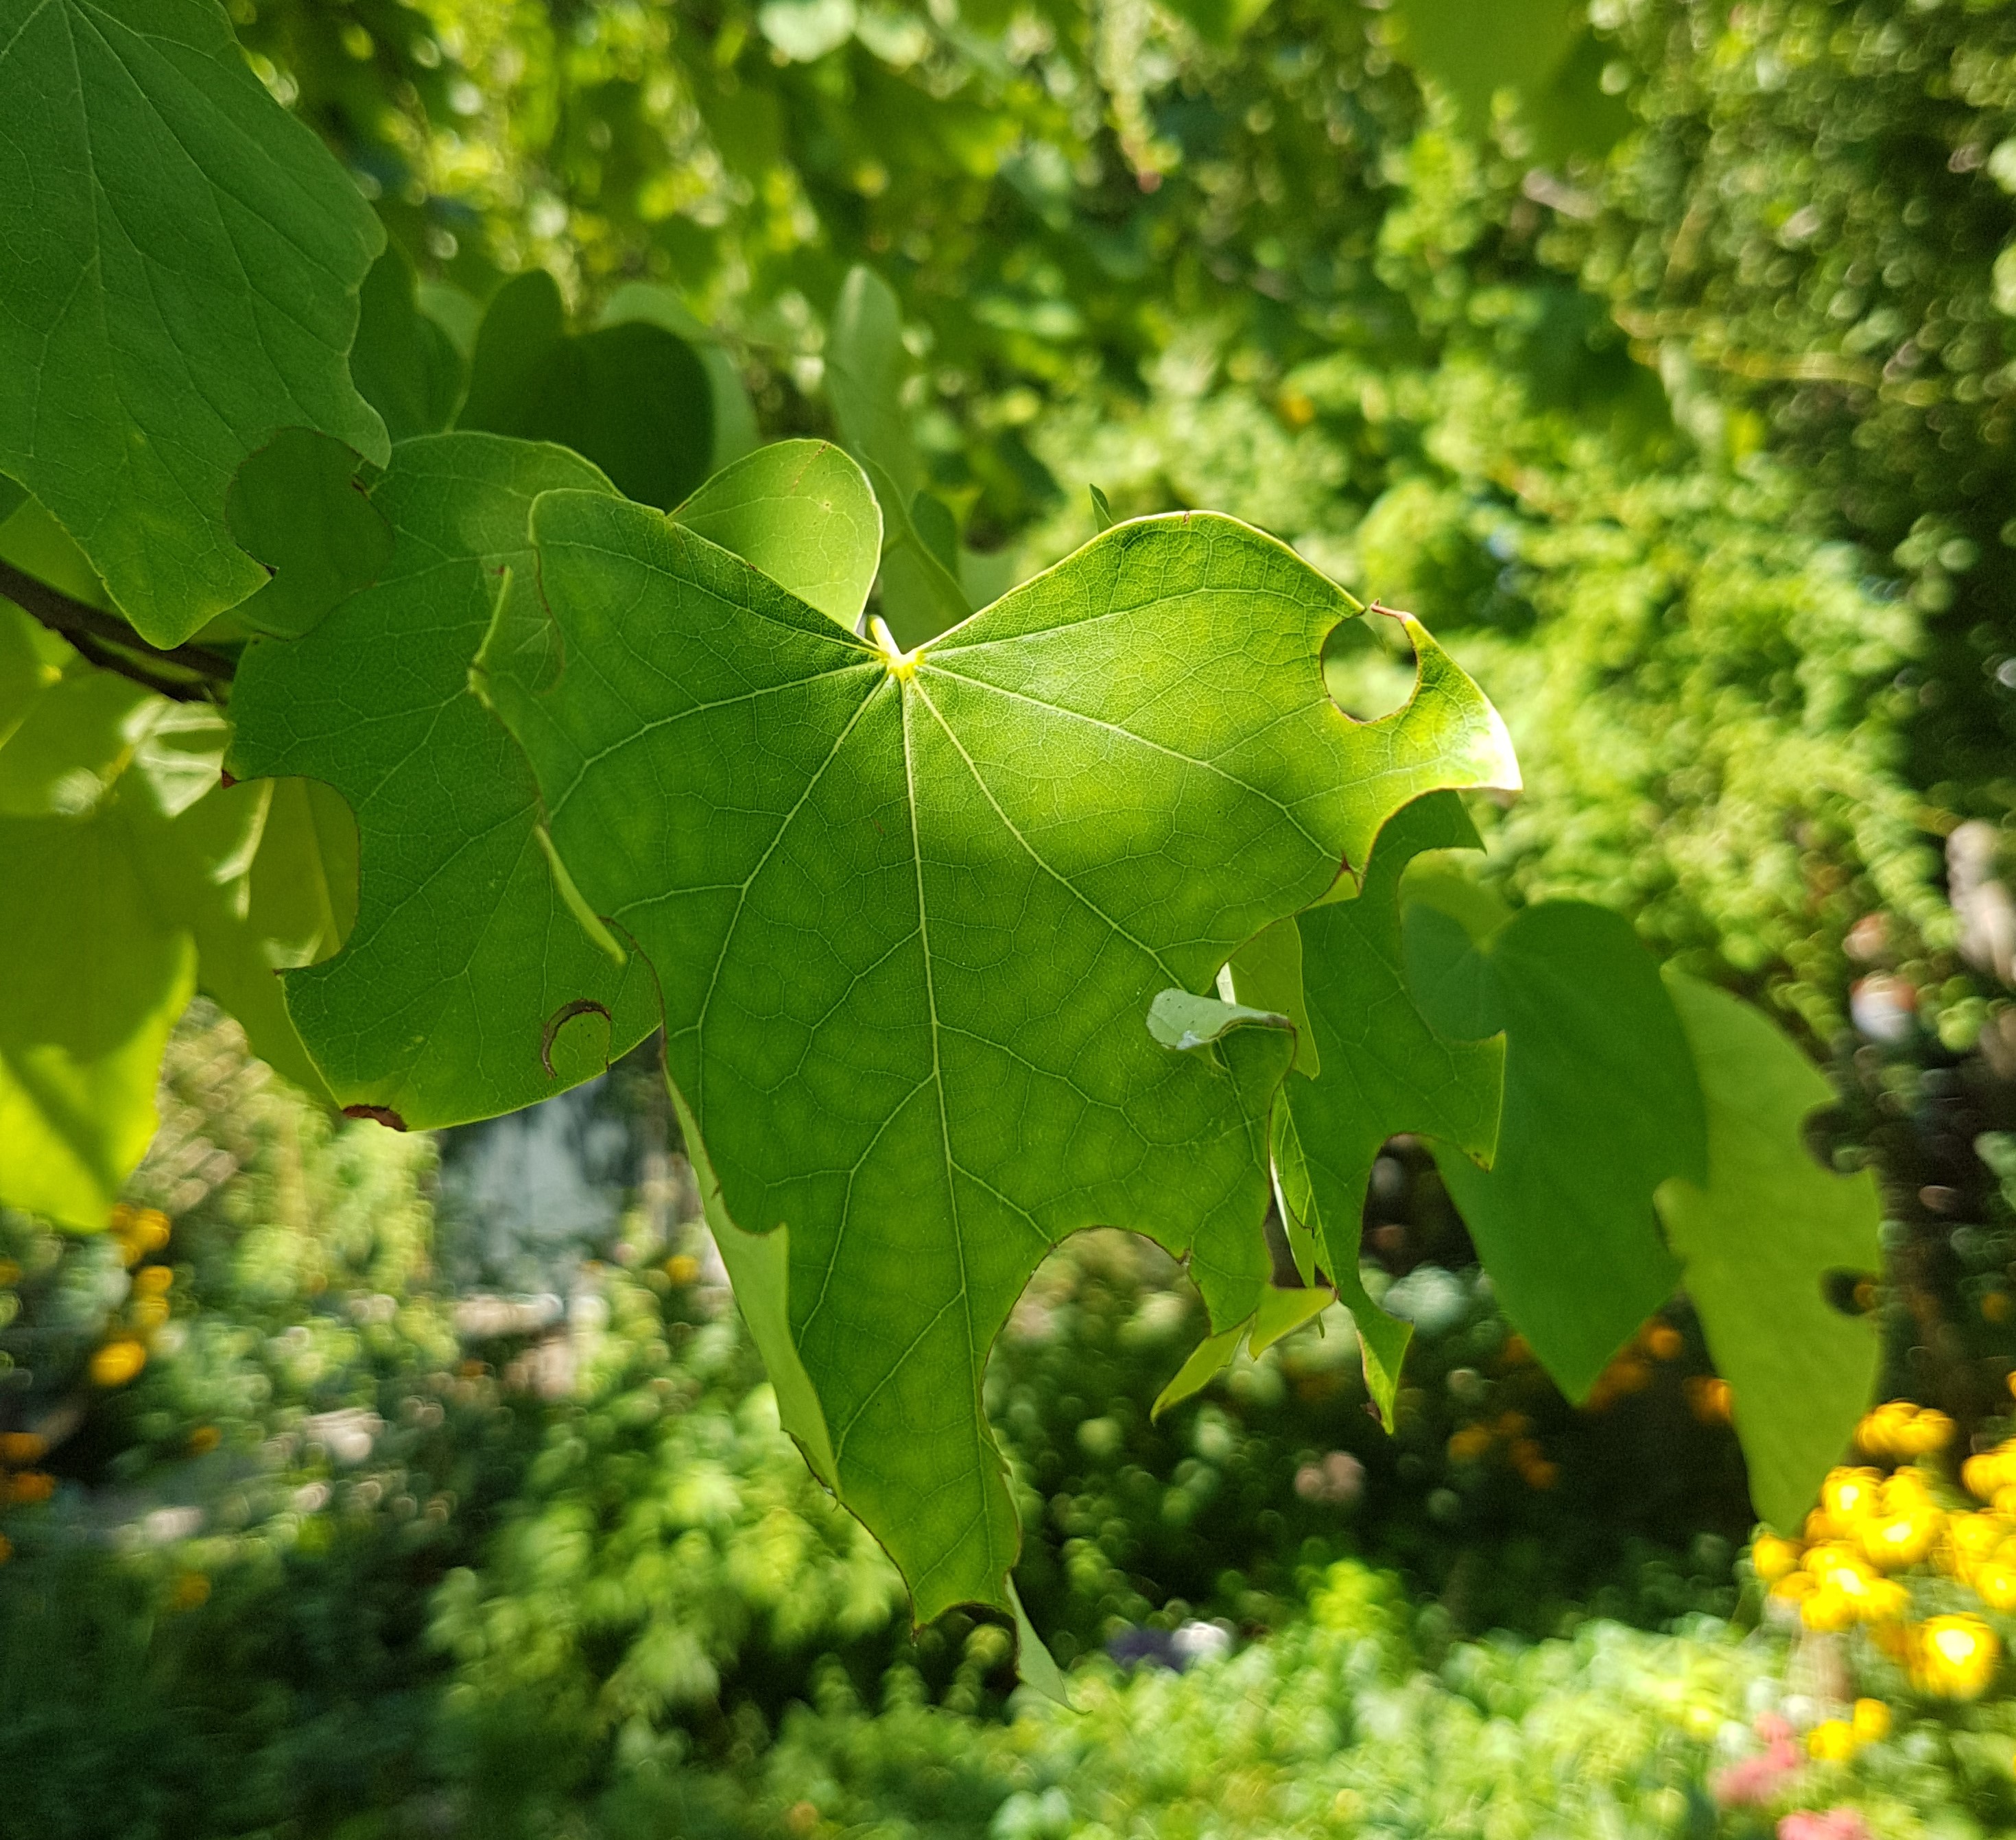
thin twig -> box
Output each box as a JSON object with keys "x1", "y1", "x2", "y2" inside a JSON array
[{"x1": 0, "y1": 558, "x2": 235, "y2": 700}]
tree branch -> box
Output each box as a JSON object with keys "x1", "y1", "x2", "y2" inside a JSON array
[{"x1": 0, "y1": 559, "x2": 235, "y2": 701}]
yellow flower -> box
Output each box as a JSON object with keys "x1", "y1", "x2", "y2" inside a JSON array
[
  {"x1": 1949, "y1": 1511, "x2": 2008, "y2": 1572},
  {"x1": 0, "y1": 1431, "x2": 46, "y2": 1467},
  {"x1": 1824, "y1": 1467, "x2": 1884, "y2": 1524},
  {"x1": 1862, "y1": 1506, "x2": 1944, "y2": 1572},
  {"x1": 1772, "y1": 1571, "x2": 1818, "y2": 1604},
  {"x1": 1838, "y1": 1564, "x2": 1903, "y2": 1624},
  {"x1": 1808, "y1": 1719, "x2": 1858, "y2": 1762},
  {"x1": 1803, "y1": 1585, "x2": 1860, "y2": 1632},
  {"x1": 133, "y1": 1265, "x2": 173, "y2": 1297},
  {"x1": 664, "y1": 1253, "x2": 700, "y2": 1286},
  {"x1": 1852, "y1": 1698, "x2": 1892, "y2": 1744},
  {"x1": 1885, "y1": 1468, "x2": 1936, "y2": 1509},
  {"x1": 1752, "y1": 1534, "x2": 1803, "y2": 1583},
  {"x1": 1905, "y1": 1411, "x2": 1956, "y2": 1456},
  {"x1": 88, "y1": 1338, "x2": 146, "y2": 1388},
  {"x1": 1964, "y1": 1453, "x2": 2013, "y2": 1502},
  {"x1": 1917, "y1": 1615, "x2": 2002, "y2": 1701},
  {"x1": 1858, "y1": 1400, "x2": 1919, "y2": 1459},
  {"x1": 1805, "y1": 1542, "x2": 1869, "y2": 1584},
  {"x1": 1447, "y1": 1426, "x2": 1493, "y2": 1463},
  {"x1": 187, "y1": 1426, "x2": 220, "y2": 1456},
  {"x1": 3, "y1": 1471, "x2": 52, "y2": 1505},
  {"x1": 1978, "y1": 1562, "x2": 2016, "y2": 1612}
]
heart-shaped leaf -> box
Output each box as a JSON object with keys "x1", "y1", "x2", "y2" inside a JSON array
[{"x1": 488, "y1": 494, "x2": 1517, "y2": 1618}]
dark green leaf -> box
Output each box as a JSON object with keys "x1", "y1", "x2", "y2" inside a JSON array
[
  {"x1": 353, "y1": 241, "x2": 466, "y2": 442},
  {"x1": 0, "y1": 0, "x2": 388, "y2": 644},
  {"x1": 230, "y1": 433, "x2": 656, "y2": 1128},
  {"x1": 458, "y1": 271, "x2": 714, "y2": 511},
  {"x1": 226, "y1": 429, "x2": 396, "y2": 639}
]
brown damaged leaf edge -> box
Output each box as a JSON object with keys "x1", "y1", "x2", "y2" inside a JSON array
[{"x1": 342, "y1": 1105, "x2": 407, "y2": 1130}]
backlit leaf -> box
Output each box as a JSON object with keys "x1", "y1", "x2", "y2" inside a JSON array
[
  {"x1": 1657, "y1": 974, "x2": 1882, "y2": 1532},
  {"x1": 488, "y1": 495, "x2": 1515, "y2": 1618},
  {"x1": 672, "y1": 441, "x2": 881, "y2": 629}
]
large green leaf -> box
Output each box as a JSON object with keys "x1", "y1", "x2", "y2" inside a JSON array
[
  {"x1": 1261, "y1": 792, "x2": 1506, "y2": 1424},
  {"x1": 457, "y1": 271, "x2": 714, "y2": 512},
  {"x1": 228, "y1": 434, "x2": 656, "y2": 1129},
  {"x1": 1657, "y1": 975, "x2": 1882, "y2": 1532},
  {"x1": 488, "y1": 497, "x2": 1516, "y2": 1618},
  {"x1": 1405, "y1": 897, "x2": 1703, "y2": 1400},
  {"x1": 0, "y1": 0, "x2": 388, "y2": 644}
]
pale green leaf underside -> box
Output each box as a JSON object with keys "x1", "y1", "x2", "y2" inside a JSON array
[
  {"x1": 229, "y1": 434, "x2": 654, "y2": 1129},
  {"x1": 493, "y1": 496, "x2": 1517, "y2": 1620},
  {"x1": 0, "y1": 622, "x2": 356, "y2": 1220},
  {"x1": 674, "y1": 440, "x2": 881, "y2": 629},
  {"x1": 1657, "y1": 974, "x2": 1882, "y2": 1533},
  {"x1": 0, "y1": 812, "x2": 195, "y2": 1226},
  {"x1": 0, "y1": 0, "x2": 388, "y2": 642}
]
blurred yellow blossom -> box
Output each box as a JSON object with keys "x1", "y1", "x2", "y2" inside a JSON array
[
  {"x1": 0, "y1": 1432, "x2": 46, "y2": 1466},
  {"x1": 1807, "y1": 1720, "x2": 1857, "y2": 1762},
  {"x1": 1978, "y1": 1563, "x2": 2016, "y2": 1612},
  {"x1": 1753, "y1": 1535, "x2": 1802, "y2": 1583},
  {"x1": 1852, "y1": 1699, "x2": 1892, "y2": 1744},
  {"x1": 1824, "y1": 1468, "x2": 1883, "y2": 1523},
  {"x1": 1917, "y1": 1616, "x2": 2001, "y2": 1700},
  {"x1": 1862, "y1": 1507, "x2": 1943, "y2": 1571},
  {"x1": 88, "y1": 1338, "x2": 146, "y2": 1387}
]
